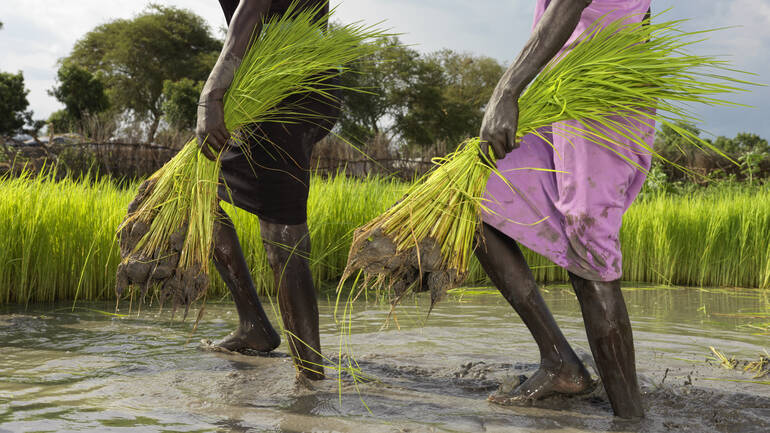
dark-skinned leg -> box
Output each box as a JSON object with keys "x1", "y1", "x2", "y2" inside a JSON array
[
  {"x1": 212, "y1": 206, "x2": 281, "y2": 352},
  {"x1": 260, "y1": 220, "x2": 323, "y2": 380},
  {"x1": 476, "y1": 223, "x2": 593, "y2": 403},
  {"x1": 569, "y1": 272, "x2": 644, "y2": 419}
]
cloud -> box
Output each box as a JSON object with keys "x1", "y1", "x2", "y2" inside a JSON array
[
  {"x1": 649, "y1": 0, "x2": 770, "y2": 138},
  {"x1": 1, "y1": 0, "x2": 768, "y2": 139},
  {"x1": 333, "y1": 0, "x2": 532, "y2": 62},
  {"x1": 0, "y1": 0, "x2": 224, "y2": 118}
]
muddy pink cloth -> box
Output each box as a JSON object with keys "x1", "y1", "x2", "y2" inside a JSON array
[{"x1": 482, "y1": 0, "x2": 654, "y2": 281}]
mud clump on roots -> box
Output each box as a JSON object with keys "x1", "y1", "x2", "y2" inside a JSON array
[
  {"x1": 115, "y1": 179, "x2": 209, "y2": 315},
  {"x1": 343, "y1": 225, "x2": 464, "y2": 309}
]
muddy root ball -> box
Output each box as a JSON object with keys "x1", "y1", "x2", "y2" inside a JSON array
[
  {"x1": 345, "y1": 227, "x2": 406, "y2": 277},
  {"x1": 344, "y1": 228, "x2": 464, "y2": 306},
  {"x1": 168, "y1": 225, "x2": 188, "y2": 252},
  {"x1": 123, "y1": 258, "x2": 153, "y2": 283},
  {"x1": 115, "y1": 180, "x2": 193, "y2": 302},
  {"x1": 127, "y1": 179, "x2": 156, "y2": 214},
  {"x1": 115, "y1": 263, "x2": 130, "y2": 296}
]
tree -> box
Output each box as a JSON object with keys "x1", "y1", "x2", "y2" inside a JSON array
[
  {"x1": 162, "y1": 78, "x2": 203, "y2": 131},
  {"x1": 338, "y1": 37, "x2": 505, "y2": 151},
  {"x1": 65, "y1": 5, "x2": 221, "y2": 142},
  {"x1": 396, "y1": 49, "x2": 504, "y2": 146},
  {"x1": 653, "y1": 122, "x2": 770, "y2": 182},
  {"x1": 653, "y1": 122, "x2": 701, "y2": 162},
  {"x1": 337, "y1": 36, "x2": 418, "y2": 144},
  {"x1": 0, "y1": 72, "x2": 30, "y2": 136},
  {"x1": 49, "y1": 63, "x2": 110, "y2": 127},
  {"x1": 389, "y1": 54, "x2": 445, "y2": 148},
  {"x1": 720, "y1": 133, "x2": 769, "y2": 155},
  {"x1": 390, "y1": 50, "x2": 504, "y2": 149},
  {"x1": 47, "y1": 109, "x2": 74, "y2": 134}
]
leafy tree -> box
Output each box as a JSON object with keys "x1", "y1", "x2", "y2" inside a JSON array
[
  {"x1": 65, "y1": 4, "x2": 221, "y2": 142},
  {"x1": 337, "y1": 36, "x2": 418, "y2": 144},
  {"x1": 389, "y1": 50, "x2": 504, "y2": 149},
  {"x1": 338, "y1": 38, "x2": 504, "y2": 150},
  {"x1": 654, "y1": 122, "x2": 770, "y2": 182},
  {"x1": 717, "y1": 133, "x2": 769, "y2": 155},
  {"x1": 47, "y1": 110, "x2": 74, "y2": 134},
  {"x1": 653, "y1": 122, "x2": 702, "y2": 162},
  {"x1": 48, "y1": 63, "x2": 110, "y2": 127},
  {"x1": 0, "y1": 72, "x2": 30, "y2": 136},
  {"x1": 162, "y1": 78, "x2": 203, "y2": 131}
]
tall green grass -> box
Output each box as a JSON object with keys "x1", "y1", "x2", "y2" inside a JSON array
[{"x1": 1, "y1": 173, "x2": 768, "y2": 304}]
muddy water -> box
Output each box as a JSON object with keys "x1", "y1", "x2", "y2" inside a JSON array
[{"x1": 1, "y1": 286, "x2": 769, "y2": 433}]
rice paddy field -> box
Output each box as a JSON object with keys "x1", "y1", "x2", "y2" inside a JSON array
[
  {"x1": 0, "y1": 172, "x2": 769, "y2": 305},
  {"x1": 2, "y1": 172, "x2": 770, "y2": 433}
]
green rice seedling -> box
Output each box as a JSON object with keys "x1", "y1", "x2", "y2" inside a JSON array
[
  {"x1": 710, "y1": 346, "x2": 738, "y2": 369},
  {"x1": 706, "y1": 348, "x2": 770, "y2": 383},
  {"x1": 744, "y1": 351, "x2": 769, "y2": 379},
  {"x1": 340, "y1": 138, "x2": 491, "y2": 307},
  {"x1": 0, "y1": 168, "x2": 126, "y2": 306},
  {"x1": 116, "y1": 3, "x2": 386, "y2": 311},
  {"x1": 622, "y1": 184, "x2": 770, "y2": 288},
  {"x1": 2, "y1": 174, "x2": 770, "y2": 306},
  {"x1": 339, "y1": 13, "x2": 756, "y2": 309}
]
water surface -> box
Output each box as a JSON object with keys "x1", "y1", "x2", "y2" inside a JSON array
[{"x1": 1, "y1": 286, "x2": 769, "y2": 432}]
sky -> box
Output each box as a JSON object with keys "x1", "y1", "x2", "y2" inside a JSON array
[{"x1": 1, "y1": 0, "x2": 769, "y2": 139}]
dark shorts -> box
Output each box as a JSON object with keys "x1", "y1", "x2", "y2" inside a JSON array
[{"x1": 218, "y1": 87, "x2": 340, "y2": 225}]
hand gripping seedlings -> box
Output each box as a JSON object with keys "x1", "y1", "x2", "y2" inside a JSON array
[
  {"x1": 339, "y1": 14, "x2": 755, "y2": 310},
  {"x1": 115, "y1": 4, "x2": 384, "y2": 313}
]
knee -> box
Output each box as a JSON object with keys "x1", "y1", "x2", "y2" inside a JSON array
[
  {"x1": 263, "y1": 241, "x2": 292, "y2": 269},
  {"x1": 572, "y1": 275, "x2": 628, "y2": 324},
  {"x1": 261, "y1": 223, "x2": 310, "y2": 269}
]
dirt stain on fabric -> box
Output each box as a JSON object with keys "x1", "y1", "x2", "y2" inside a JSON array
[
  {"x1": 563, "y1": 214, "x2": 606, "y2": 280},
  {"x1": 537, "y1": 225, "x2": 561, "y2": 243}
]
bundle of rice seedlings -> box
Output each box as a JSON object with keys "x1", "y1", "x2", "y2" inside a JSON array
[
  {"x1": 339, "y1": 13, "x2": 756, "y2": 309},
  {"x1": 116, "y1": 3, "x2": 385, "y2": 311}
]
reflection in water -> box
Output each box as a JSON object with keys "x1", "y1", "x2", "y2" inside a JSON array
[{"x1": 1, "y1": 286, "x2": 768, "y2": 432}]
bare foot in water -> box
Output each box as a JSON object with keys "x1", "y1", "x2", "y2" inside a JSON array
[
  {"x1": 488, "y1": 363, "x2": 595, "y2": 405},
  {"x1": 203, "y1": 324, "x2": 281, "y2": 355}
]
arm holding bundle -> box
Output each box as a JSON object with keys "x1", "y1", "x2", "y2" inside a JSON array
[
  {"x1": 197, "y1": 0, "x2": 272, "y2": 160},
  {"x1": 480, "y1": 0, "x2": 592, "y2": 160}
]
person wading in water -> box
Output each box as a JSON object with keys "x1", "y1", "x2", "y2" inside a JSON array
[
  {"x1": 477, "y1": 0, "x2": 653, "y2": 418},
  {"x1": 197, "y1": 0, "x2": 338, "y2": 380}
]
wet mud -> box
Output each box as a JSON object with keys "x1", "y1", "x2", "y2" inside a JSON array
[
  {"x1": 116, "y1": 179, "x2": 208, "y2": 311},
  {"x1": 1, "y1": 287, "x2": 768, "y2": 432},
  {"x1": 344, "y1": 226, "x2": 462, "y2": 306}
]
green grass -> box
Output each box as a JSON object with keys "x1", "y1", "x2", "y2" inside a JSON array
[
  {"x1": 622, "y1": 185, "x2": 770, "y2": 289},
  {"x1": 1, "y1": 173, "x2": 769, "y2": 305}
]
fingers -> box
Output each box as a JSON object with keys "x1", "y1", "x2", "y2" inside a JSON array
[
  {"x1": 491, "y1": 131, "x2": 507, "y2": 160},
  {"x1": 480, "y1": 128, "x2": 517, "y2": 161},
  {"x1": 479, "y1": 130, "x2": 505, "y2": 164},
  {"x1": 505, "y1": 132, "x2": 517, "y2": 155},
  {"x1": 478, "y1": 141, "x2": 496, "y2": 168},
  {"x1": 210, "y1": 128, "x2": 230, "y2": 153},
  {"x1": 198, "y1": 135, "x2": 217, "y2": 161},
  {"x1": 197, "y1": 127, "x2": 230, "y2": 161}
]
